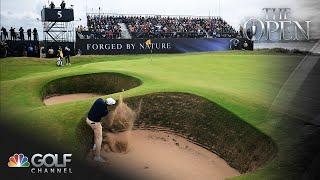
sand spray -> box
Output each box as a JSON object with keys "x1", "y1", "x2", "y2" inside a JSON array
[{"x1": 103, "y1": 95, "x2": 142, "y2": 153}]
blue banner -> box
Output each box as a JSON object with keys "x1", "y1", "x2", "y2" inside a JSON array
[{"x1": 76, "y1": 38, "x2": 253, "y2": 55}]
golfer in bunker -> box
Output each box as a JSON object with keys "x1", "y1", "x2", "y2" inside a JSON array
[{"x1": 86, "y1": 97, "x2": 116, "y2": 162}]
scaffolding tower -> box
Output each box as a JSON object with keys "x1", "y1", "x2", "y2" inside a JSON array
[
  {"x1": 41, "y1": 7, "x2": 75, "y2": 54},
  {"x1": 43, "y1": 21, "x2": 74, "y2": 42}
]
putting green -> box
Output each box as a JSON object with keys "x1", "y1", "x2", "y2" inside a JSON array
[{"x1": 0, "y1": 52, "x2": 302, "y2": 179}]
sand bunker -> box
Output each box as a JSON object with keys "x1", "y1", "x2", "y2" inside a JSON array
[
  {"x1": 96, "y1": 130, "x2": 240, "y2": 180},
  {"x1": 44, "y1": 93, "x2": 101, "y2": 105},
  {"x1": 88, "y1": 95, "x2": 239, "y2": 179},
  {"x1": 79, "y1": 93, "x2": 276, "y2": 175}
]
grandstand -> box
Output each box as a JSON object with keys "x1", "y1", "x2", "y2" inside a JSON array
[
  {"x1": 76, "y1": 13, "x2": 240, "y2": 40},
  {"x1": 1, "y1": 8, "x2": 251, "y2": 57}
]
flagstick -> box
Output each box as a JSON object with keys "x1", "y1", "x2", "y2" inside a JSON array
[{"x1": 145, "y1": 39, "x2": 152, "y2": 62}]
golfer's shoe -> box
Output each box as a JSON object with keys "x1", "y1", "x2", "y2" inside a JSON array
[
  {"x1": 92, "y1": 144, "x2": 97, "y2": 151},
  {"x1": 94, "y1": 156, "x2": 106, "y2": 163}
]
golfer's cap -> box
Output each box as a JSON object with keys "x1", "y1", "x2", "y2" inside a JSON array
[{"x1": 106, "y1": 98, "x2": 116, "y2": 105}]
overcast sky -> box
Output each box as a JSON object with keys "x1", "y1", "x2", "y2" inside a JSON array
[{"x1": 1, "y1": 0, "x2": 319, "y2": 39}]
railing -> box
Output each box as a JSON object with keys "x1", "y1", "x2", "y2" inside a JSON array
[
  {"x1": 130, "y1": 31, "x2": 208, "y2": 39},
  {"x1": 77, "y1": 31, "x2": 121, "y2": 39},
  {"x1": 86, "y1": 12, "x2": 220, "y2": 19},
  {"x1": 0, "y1": 32, "x2": 39, "y2": 41}
]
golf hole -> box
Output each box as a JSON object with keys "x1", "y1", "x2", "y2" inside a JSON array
[
  {"x1": 76, "y1": 92, "x2": 277, "y2": 179},
  {"x1": 41, "y1": 72, "x2": 142, "y2": 105}
]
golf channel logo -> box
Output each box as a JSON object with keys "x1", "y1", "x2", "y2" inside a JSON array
[
  {"x1": 8, "y1": 153, "x2": 30, "y2": 167},
  {"x1": 8, "y1": 153, "x2": 72, "y2": 174}
]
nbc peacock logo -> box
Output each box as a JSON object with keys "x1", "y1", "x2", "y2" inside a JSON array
[{"x1": 8, "y1": 153, "x2": 30, "y2": 167}]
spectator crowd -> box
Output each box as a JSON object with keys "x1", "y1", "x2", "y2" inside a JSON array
[
  {"x1": 1, "y1": 27, "x2": 39, "y2": 41},
  {"x1": 76, "y1": 15, "x2": 122, "y2": 39},
  {"x1": 78, "y1": 15, "x2": 241, "y2": 39}
]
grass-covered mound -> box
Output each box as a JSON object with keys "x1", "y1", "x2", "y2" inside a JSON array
[
  {"x1": 1, "y1": 53, "x2": 303, "y2": 179},
  {"x1": 41, "y1": 72, "x2": 142, "y2": 99},
  {"x1": 77, "y1": 92, "x2": 276, "y2": 173}
]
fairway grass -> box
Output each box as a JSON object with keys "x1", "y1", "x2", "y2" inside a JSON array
[{"x1": 0, "y1": 52, "x2": 302, "y2": 179}]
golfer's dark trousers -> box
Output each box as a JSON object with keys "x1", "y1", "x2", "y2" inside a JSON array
[{"x1": 65, "y1": 56, "x2": 70, "y2": 64}]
